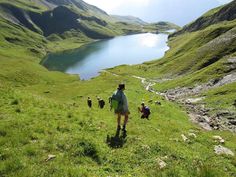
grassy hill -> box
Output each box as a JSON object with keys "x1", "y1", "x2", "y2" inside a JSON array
[
  {"x1": 0, "y1": 1, "x2": 235, "y2": 177},
  {"x1": 1, "y1": 71, "x2": 236, "y2": 177}
]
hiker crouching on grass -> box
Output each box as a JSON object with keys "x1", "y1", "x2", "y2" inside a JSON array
[
  {"x1": 138, "y1": 102, "x2": 151, "y2": 119},
  {"x1": 111, "y1": 84, "x2": 130, "y2": 132}
]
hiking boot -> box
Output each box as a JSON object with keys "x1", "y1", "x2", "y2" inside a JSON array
[
  {"x1": 122, "y1": 125, "x2": 126, "y2": 132},
  {"x1": 117, "y1": 125, "x2": 121, "y2": 131}
]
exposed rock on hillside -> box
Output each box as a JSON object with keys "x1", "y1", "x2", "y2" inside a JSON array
[
  {"x1": 30, "y1": 6, "x2": 108, "y2": 37},
  {"x1": 214, "y1": 145, "x2": 235, "y2": 156}
]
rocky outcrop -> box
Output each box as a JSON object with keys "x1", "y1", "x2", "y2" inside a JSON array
[
  {"x1": 214, "y1": 145, "x2": 234, "y2": 156},
  {"x1": 163, "y1": 72, "x2": 236, "y2": 132},
  {"x1": 133, "y1": 68, "x2": 236, "y2": 132}
]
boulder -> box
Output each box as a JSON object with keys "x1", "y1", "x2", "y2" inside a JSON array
[
  {"x1": 45, "y1": 154, "x2": 56, "y2": 162},
  {"x1": 156, "y1": 158, "x2": 167, "y2": 169},
  {"x1": 188, "y1": 133, "x2": 197, "y2": 138},
  {"x1": 213, "y1": 136, "x2": 225, "y2": 144},
  {"x1": 181, "y1": 134, "x2": 188, "y2": 142},
  {"x1": 214, "y1": 145, "x2": 234, "y2": 156}
]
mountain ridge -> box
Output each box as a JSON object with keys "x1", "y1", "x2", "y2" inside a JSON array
[
  {"x1": 171, "y1": 0, "x2": 236, "y2": 37},
  {"x1": 111, "y1": 15, "x2": 148, "y2": 25}
]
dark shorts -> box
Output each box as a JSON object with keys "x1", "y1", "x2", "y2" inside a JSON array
[{"x1": 115, "y1": 109, "x2": 129, "y2": 115}]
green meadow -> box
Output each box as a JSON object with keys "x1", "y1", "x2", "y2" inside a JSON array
[
  {"x1": 0, "y1": 67, "x2": 236, "y2": 176},
  {"x1": 1, "y1": 35, "x2": 236, "y2": 177}
]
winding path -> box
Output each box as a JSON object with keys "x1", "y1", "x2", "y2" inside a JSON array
[
  {"x1": 131, "y1": 75, "x2": 213, "y2": 130},
  {"x1": 105, "y1": 70, "x2": 236, "y2": 132}
]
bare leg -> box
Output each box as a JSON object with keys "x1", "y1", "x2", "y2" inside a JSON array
[
  {"x1": 117, "y1": 113, "x2": 121, "y2": 127},
  {"x1": 123, "y1": 113, "x2": 129, "y2": 127}
]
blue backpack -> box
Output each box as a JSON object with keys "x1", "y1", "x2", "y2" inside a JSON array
[{"x1": 144, "y1": 106, "x2": 151, "y2": 115}]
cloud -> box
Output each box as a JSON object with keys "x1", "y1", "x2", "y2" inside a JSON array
[
  {"x1": 85, "y1": 0, "x2": 232, "y2": 14},
  {"x1": 84, "y1": 0, "x2": 151, "y2": 13},
  {"x1": 85, "y1": 0, "x2": 120, "y2": 13},
  {"x1": 217, "y1": 0, "x2": 233, "y2": 4},
  {"x1": 84, "y1": 0, "x2": 231, "y2": 26}
]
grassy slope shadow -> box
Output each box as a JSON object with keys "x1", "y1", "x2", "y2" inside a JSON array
[{"x1": 106, "y1": 128, "x2": 127, "y2": 148}]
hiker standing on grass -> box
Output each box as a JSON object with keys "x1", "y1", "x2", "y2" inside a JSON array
[
  {"x1": 97, "y1": 97, "x2": 105, "y2": 109},
  {"x1": 111, "y1": 84, "x2": 130, "y2": 132},
  {"x1": 87, "y1": 97, "x2": 92, "y2": 108}
]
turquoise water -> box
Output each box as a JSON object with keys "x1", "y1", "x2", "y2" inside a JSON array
[{"x1": 41, "y1": 33, "x2": 169, "y2": 80}]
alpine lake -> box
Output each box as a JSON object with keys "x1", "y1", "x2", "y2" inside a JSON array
[{"x1": 41, "y1": 33, "x2": 169, "y2": 80}]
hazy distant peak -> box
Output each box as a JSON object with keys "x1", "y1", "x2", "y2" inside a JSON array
[{"x1": 111, "y1": 15, "x2": 148, "y2": 25}]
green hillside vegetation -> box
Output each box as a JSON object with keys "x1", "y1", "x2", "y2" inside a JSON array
[
  {"x1": 144, "y1": 21, "x2": 181, "y2": 33},
  {"x1": 0, "y1": 0, "x2": 48, "y2": 11},
  {"x1": 0, "y1": 19, "x2": 47, "y2": 60},
  {"x1": 1, "y1": 72, "x2": 236, "y2": 176},
  {"x1": 0, "y1": 0, "x2": 236, "y2": 176},
  {"x1": 111, "y1": 15, "x2": 148, "y2": 25},
  {"x1": 109, "y1": 1, "x2": 236, "y2": 130}
]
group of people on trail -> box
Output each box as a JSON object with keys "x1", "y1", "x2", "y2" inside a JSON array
[
  {"x1": 87, "y1": 83, "x2": 151, "y2": 132},
  {"x1": 87, "y1": 96, "x2": 105, "y2": 109}
]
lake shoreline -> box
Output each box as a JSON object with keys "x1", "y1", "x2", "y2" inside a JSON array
[
  {"x1": 42, "y1": 33, "x2": 170, "y2": 80},
  {"x1": 41, "y1": 29, "x2": 175, "y2": 66}
]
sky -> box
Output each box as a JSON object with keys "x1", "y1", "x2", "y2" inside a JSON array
[{"x1": 84, "y1": 0, "x2": 233, "y2": 26}]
